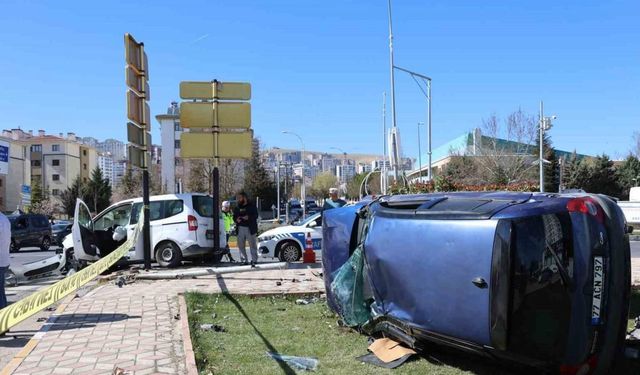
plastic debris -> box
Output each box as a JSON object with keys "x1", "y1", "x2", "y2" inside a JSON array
[
  {"x1": 193, "y1": 309, "x2": 202, "y2": 314},
  {"x1": 36, "y1": 317, "x2": 47, "y2": 322},
  {"x1": 295, "y1": 299, "x2": 310, "y2": 305},
  {"x1": 200, "y1": 324, "x2": 226, "y2": 332},
  {"x1": 267, "y1": 352, "x2": 318, "y2": 371},
  {"x1": 211, "y1": 313, "x2": 217, "y2": 319}
]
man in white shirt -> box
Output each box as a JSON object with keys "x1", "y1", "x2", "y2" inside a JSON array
[{"x1": 0, "y1": 212, "x2": 10, "y2": 309}]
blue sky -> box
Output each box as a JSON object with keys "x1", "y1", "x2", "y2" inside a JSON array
[{"x1": 0, "y1": 0, "x2": 638, "y2": 160}]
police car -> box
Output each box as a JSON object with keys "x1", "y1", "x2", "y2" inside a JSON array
[{"x1": 258, "y1": 213, "x2": 322, "y2": 262}]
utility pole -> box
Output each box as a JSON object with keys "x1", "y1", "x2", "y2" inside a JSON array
[
  {"x1": 417, "y1": 122, "x2": 423, "y2": 180},
  {"x1": 275, "y1": 166, "x2": 280, "y2": 222},
  {"x1": 539, "y1": 101, "x2": 544, "y2": 193},
  {"x1": 382, "y1": 91, "x2": 388, "y2": 194},
  {"x1": 387, "y1": 0, "x2": 399, "y2": 182},
  {"x1": 427, "y1": 79, "x2": 432, "y2": 181}
]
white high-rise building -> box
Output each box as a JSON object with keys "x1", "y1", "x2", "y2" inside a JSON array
[
  {"x1": 98, "y1": 153, "x2": 115, "y2": 186},
  {"x1": 336, "y1": 164, "x2": 356, "y2": 182},
  {"x1": 113, "y1": 160, "x2": 126, "y2": 187},
  {"x1": 100, "y1": 139, "x2": 126, "y2": 162},
  {"x1": 156, "y1": 102, "x2": 181, "y2": 193}
]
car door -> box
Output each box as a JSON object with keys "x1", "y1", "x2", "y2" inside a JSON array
[
  {"x1": 309, "y1": 215, "x2": 323, "y2": 250},
  {"x1": 92, "y1": 203, "x2": 132, "y2": 256},
  {"x1": 72, "y1": 199, "x2": 99, "y2": 261}
]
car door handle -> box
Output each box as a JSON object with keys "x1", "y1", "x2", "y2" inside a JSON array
[{"x1": 472, "y1": 277, "x2": 488, "y2": 289}]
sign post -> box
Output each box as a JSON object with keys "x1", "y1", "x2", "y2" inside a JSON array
[
  {"x1": 179, "y1": 80, "x2": 252, "y2": 257},
  {"x1": 124, "y1": 33, "x2": 152, "y2": 270}
]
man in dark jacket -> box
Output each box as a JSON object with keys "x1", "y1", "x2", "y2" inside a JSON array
[{"x1": 233, "y1": 192, "x2": 259, "y2": 267}]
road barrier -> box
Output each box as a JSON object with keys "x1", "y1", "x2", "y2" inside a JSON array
[{"x1": 0, "y1": 217, "x2": 144, "y2": 334}]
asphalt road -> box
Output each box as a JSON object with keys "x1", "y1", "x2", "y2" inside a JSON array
[{"x1": 632, "y1": 240, "x2": 640, "y2": 258}]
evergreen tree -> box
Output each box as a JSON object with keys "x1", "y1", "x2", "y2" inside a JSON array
[
  {"x1": 30, "y1": 178, "x2": 44, "y2": 207},
  {"x1": 563, "y1": 151, "x2": 581, "y2": 189},
  {"x1": 580, "y1": 155, "x2": 621, "y2": 198},
  {"x1": 243, "y1": 138, "x2": 276, "y2": 208},
  {"x1": 60, "y1": 175, "x2": 85, "y2": 217},
  {"x1": 84, "y1": 167, "x2": 112, "y2": 214},
  {"x1": 615, "y1": 155, "x2": 640, "y2": 200},
  {"x1": 534, "y1": 133, "x2": 559, "y2": 192}
]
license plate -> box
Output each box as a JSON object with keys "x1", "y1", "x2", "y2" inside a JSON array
[
  {"x1": 206, "y1": 230, "x2": 214, "y2": 239},
  {"x1": 591, "y1": 256, "x2": 604, "y2": 325}
]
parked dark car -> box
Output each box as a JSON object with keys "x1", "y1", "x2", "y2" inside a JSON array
[
  {"x1": 323, "y1": 192, "x2": 631, "y2": 374},
  {"x1": 8, "y1": 213, "x2": 53, "y2": 252},
  {"x1": 52, "y1": 222, "x2": 73, "y2": 246}
]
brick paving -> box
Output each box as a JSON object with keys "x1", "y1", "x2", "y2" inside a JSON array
[{"x1": 8, "y1": 268, "x2": 324, "y2": 375}]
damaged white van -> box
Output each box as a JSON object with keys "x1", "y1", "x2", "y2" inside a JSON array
[{"x1": 66, "y1": 193, "x2": 226, "y2": 268}]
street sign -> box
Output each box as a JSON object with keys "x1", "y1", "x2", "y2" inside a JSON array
[
  {"x1": 0, "y1": 140, "x2": 8, "y2": 175},
  {"x1": 180, "y1": 131, "x2": 253, "y2": 159},
  {"x1": 128, "y1": 144, "x2": 148, "y2": 168},
  {"x1": 127, "y1": 122, "x2": 151, "y2": 148},
  {"x1": 125, "y1": 33, "x2": 146, "y2": 73},
  {"x1": 127, "y1": 91, "x2": 150, "y2": 127},
  {"x1": 180, "y1": 102, "x2": 251, "y2": 129},
  {"x1": 180, "y1": 81, "x2": 251, "y2": 100}
]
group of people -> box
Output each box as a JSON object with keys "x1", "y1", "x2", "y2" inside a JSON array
[{"x1": 220, "y1": 188, "x2": 346, "y2": 267}]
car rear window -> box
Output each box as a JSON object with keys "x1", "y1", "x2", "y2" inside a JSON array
[
  {"x1": 192, "y1": 196, "x2": 214, "y2": 217},
  {"x1": 508, "y1": 213, "x2": 573, "y2": 361},
  {"x1": 32, "y1": 215, "x2": 50, "y2": 228}
]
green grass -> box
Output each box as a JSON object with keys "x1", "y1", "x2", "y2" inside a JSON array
[{"x1": 185, "y1": 293, "x2": 521, "y2": 375}]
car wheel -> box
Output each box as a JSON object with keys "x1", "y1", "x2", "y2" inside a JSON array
[
  {"x1": 9, "y1": 239, "x2": 18, "y2": 253},
  {"x1": 155, "y1": 241, "x2": 183, "y2": 268},
  {"x1": 40, "y1": 237, "x2": 51, "y2": 251},
  {"x1": 278, "y1": 241, "x2": 301, "y2": 262}
]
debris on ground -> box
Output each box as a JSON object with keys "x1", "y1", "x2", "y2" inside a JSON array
[
  {"x1": 295, "y1": 297, "x2": 320, "y2": 305},
  {"x1": 45, "y1": 307, "x2": 55, "y2": 311},
  {"x1": 36, "y1": 317, "x2": 47, "y2": 322},
  {"x1": 291, "y1": 278, "x2": 300, "y2": 283},
  {"x1": 267, "y1": 352, "x2": 318, "y2": 371},
  {"x1": 276, "y1": 281, "x2": 282, "y2": 286},
  {"x1": 357, "y1": 338, "x2": 416, "y2": 369},
  {"x1": 200, "y1": 324, "x2": 226, "y2": 332},
  {"x1": 174, "y1": 314, "x2": 180, "y2": 320},
  {"x1": 193, "y1": 309, "x2": 202, "y2": 314},
  {"x1": 112, "y1": 367, "x2": 131, "y2": 375},
  {"x1": 211, "y1": 313, "x2": 217, "y2": 319}
]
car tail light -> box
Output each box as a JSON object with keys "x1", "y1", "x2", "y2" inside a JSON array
[
  {"x1": 188, "y1": 215, "x2": 198, "y2": 231},
  {"x1": 566, "y1": 197, "x2": 604, "y2": 223},
  {"x1": 559, "y1": 355, "x2": 598, "y2": 375}
]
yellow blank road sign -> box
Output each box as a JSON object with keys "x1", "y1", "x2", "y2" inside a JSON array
[
  {"x1": 180, "y1": 102, "x2": 251, "y2": 129},
  {"x1": 180, "y1": 81, "x2": 251, "y2": 100},
  {"x1": 180, "y1": 131, "x2": 253, "y2": 159}
]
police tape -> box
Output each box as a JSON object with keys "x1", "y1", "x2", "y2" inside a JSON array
[{"x1": 0, "y1": 217, "x2": 144, "y2": 334}]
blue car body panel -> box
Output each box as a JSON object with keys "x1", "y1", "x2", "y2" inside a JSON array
[{"x1": 364, "y1": 216, "x2": 498, "y2": 345}]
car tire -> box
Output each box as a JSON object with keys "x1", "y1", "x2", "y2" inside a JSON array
[
  {"x1": 40, "y1": 237, "x2": 51, "y2": 251},
  {"x1": 155, "y1": 241, "x2": 183, "y2": 268},
  {"x1": 9, "y1": 239, "x2": 18, "y2": 253},
  {"x1": 278, "y1": 241, "x2": 302, "y2": 262}
]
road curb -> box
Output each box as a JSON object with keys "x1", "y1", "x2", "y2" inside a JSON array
[
  {"x1": 178, "y1": 294, "x2": 199, "y2": 375},
  {"x1": 0, "y1": 295, "x2": 73, "y2": 375}
]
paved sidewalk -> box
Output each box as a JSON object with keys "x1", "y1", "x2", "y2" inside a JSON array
[{"x1": 6, "y1": 268, "x2": 324, "y2": 375}]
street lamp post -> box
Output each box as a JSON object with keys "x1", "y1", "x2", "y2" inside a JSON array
[
  {"x1": 282, "y1": 131, "x2": 306, "y2": 219},
  {"x1": 275, "y1": 166, "x2": 280, "y2": 222},
  {"x1": 417, "y1": 122, "x2": 424, "y2": 180}
]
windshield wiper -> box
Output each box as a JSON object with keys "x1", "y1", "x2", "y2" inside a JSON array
[{"x1": 545, "y1": 242, "x2": 573, "y2": 290}]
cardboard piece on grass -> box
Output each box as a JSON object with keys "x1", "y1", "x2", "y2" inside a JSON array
[
  {"x1": 356, "y1": 352, "x2": 413, "y2": 369},
  {"x1": 368, "y1": 338, "x2": 416, "y2": 363}
]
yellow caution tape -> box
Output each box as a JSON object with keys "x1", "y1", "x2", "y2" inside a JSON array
[{"x1": 0, "y1": 216, "x2": 144, "y2": 334}]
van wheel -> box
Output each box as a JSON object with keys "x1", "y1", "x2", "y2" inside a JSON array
[
  {"x1": 278, "y1": 241, "x2": 301, "y2": 262},
  {"x1": 155, "y1": 241, "x2": 182, "y2": 268},
  {"x1": 40, "y1": 237, "x2": 51, "y2": 251},
  {"x1": 10, "y1": 239, "x2": 18, "y2": 253}
]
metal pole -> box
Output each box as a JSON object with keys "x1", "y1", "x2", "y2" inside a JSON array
[
  {"x1": 558, "y1": 157, "x2": 563, "y2": 193},
  {"x1": 142, "y1": 168, "x2": 151, "y2": 270},
  {"x1": 301, "y1": 144, "x2": 306, "y2": 219},
  {"x1": 387, "y1": 0, "x2": 399, "y2": 182},
  {"x1": 212, "y1": 166, "x2": 220, "y2": 253},
  {"x1": 284, "y1": 164, "x2": 289, "y2": 221},
  {"x1": 417, "y1": 122, "x2": 422, "y2": 180},
  {"x1": 427, "y1": 79, "x2": 432, "y2": 181},
  {"x1": 276, "y1": 167, "x2": 280, "y2": 222},
  {"x1": 382, "y1": 92, "x2": 387, "y2": 194},
  {"x1": 539, "y1": 101, "x2": 544, "y2": 193}
]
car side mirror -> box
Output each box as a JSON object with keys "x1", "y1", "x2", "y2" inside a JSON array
[
  {"x1": 112, "y1": 226, "x2": 127, "y2": 242},
  {"x1": 307, "y1": 221, "x2": 317, "y2": 228}
]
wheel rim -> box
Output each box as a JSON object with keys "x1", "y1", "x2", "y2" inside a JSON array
[
  {"x1": 281, "y1": 244, "x2": 299, "y2": 262},
  {"x1": 42, "y1": 238, "x2": 50, "y2": 249},
  {"x1": 161, "y1": 247, "x2": 174, "y2": 262},
  {"x1": 10, "y1": 241, "x2": 16, "y2": 252}
]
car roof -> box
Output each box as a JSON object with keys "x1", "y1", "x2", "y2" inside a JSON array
[{"x1": 113, "y1": 192, "x2": 210, "y2": 205}]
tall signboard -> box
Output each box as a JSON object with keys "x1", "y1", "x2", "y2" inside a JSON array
[{"x1": 0, "y1": 140, "x2": 9, "y2": 175}]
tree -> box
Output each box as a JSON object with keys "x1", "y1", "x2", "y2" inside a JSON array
[
  {"x1": 347, "y1": 172, "x2": 382, "y2": 199},
  {"x1": 112, "y1": 167, "x2": 141, "y2": 203},
  {"x1": 30, "y1": 178, "x2": 45, "y2": 207},
  {"x1": 243, "y1": 138, "x2": 276, "y2": 209},
  {"x1": 60, "y1": 175, "x2": 85, "y2": 218},
  {"x1": 474, "y1": 109, "x2": 538, "y2": 185},
  {"x1": 616, "y1": 155, "x2": 640, "y2": 200},
  {"x1": 84, "y1": 167, "x2": 112, "y2": 214},
  {"x1": 442, "y1": 155, "x2": 481, "y2": 185},
  {"x1": 219, "y1": 158, "x2": 245, "y2": 200},
  {"x1": 569, "y1": 155, "x2": 621, "y2": 198},
  {"x1": 187, "y1": 160, "x2": 209, "y2": 193},
  {"x1": 29, "y1": 199, "x2": 59, "y2": 218},
  {"x1": 534, "y1": 133, "x2": 559, "y2": 193},
  {"x1": 309, "y1": 172, "x2": 338, "y2": 199}
]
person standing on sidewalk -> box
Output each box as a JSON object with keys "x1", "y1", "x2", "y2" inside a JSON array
[
  {"x1": 0, "y1": 212, "x2": 11, "y2": 309},
  {"x1": 323, "y1": 188, "x2": 347, "y2": 211},
  {"x1": 233, "y1": 192, "x2": 259, "y2": 267},
  {"x1": 221, "y1": 201, "x2": 236, "y2": 262}
]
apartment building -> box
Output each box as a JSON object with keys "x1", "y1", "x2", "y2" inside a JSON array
[
  {"x1": 0, "y1": 134, "x2": 30, "y2": 211},
  {"x1": 3, "y1": 129, "x2": 98, "y2": 204}
]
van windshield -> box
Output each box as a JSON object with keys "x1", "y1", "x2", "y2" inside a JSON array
[{"x1": 508, "y1": 213, "x2": 573, "y2": 361}]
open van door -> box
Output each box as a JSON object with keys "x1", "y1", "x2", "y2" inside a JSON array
[{"x1": 72, "y1": 199, "x2": 100, "y2": 262}]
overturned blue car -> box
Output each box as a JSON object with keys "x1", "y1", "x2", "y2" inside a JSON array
[{"x1": 322, "y1": 192, "x2": 631, "y2": 374}]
